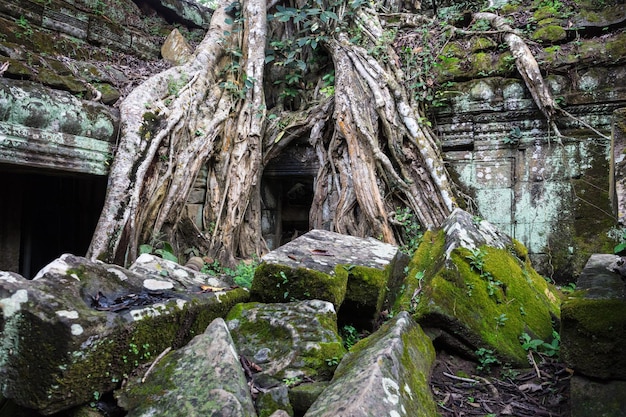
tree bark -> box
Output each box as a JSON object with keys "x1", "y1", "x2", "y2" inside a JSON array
[{"x1": 88, "y1": 0, "x2": 461, "y2": 266}]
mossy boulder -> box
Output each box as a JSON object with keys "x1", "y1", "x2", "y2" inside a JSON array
[
  {"x1": 116, "y1": 318, "x2": 256, "y2": 417},
  {"x1": 304, "y1": 312, "x2": 437, "y2": 417},
  {"x1": 251, "y1": 229, "x2": 407, "y2": 321},
  {"x1": 561, "y1": 254, "x2": 626, "y2": 379},
  {"x1": 226, "y1": 299, "x2": 346, "y2": 382},
  {"x1": 532, "y1": 25, "x2": 567, "y2": 43},
  {"x1": 570, "y1": 376, "x2": 626, "y2": 417},
  {"x1": 0, "y1": 254, "x2": 248, "y2": 414},
  {"x1": 394, "y1": 208, "x2": 561, "y2": 366}
]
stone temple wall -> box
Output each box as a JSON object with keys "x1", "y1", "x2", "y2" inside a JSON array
[{"x1": 436, "y1": 69, "x2": 626, "y2": 279}]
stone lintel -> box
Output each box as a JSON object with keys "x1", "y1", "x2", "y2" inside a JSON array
[{"x1": 0, "y1": 122, "x2": 112, "y2": 175}]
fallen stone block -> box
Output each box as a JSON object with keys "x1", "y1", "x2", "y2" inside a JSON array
[
  {"x1": 251, "y1": 229, "x2": 407, "y2": 324},
  {"x1": 0, "y1": 253, "x2": 248, "y2": 414},
  {"x1": 394, "y1": 208, "x2": 561, "y2": 366},
  {"x1": 116, "y1": 318, "x2": 256, "y2": 417},
  {"x1": 226, "y1": 299, "x2": 346, "y2": 382},
  {"x1": 570, "y1": 375, "x2": 626, "y2": 417},
  {"x1": 561, "y1": 253, "x2": 626, "y2": 379},
  {"x1": 304, "y1": 311, "x2": 437, "y2": 417}
]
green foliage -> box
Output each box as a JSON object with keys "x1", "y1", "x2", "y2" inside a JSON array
[
  {"x1": 139, "y1": 241, "x2": 178, "y2": 263},
  {"x1": 223, "y1": 258, "x2": 259, "y2": 289},
  {"x1": 166, "y1": 74, "x2": 189, "y2": 97},
  {"x1": 282, "y1": 376, "x2": 302, "y2": 387},
  {"x1": 466, "y1": 248, "x2": 504, "y2": 298},
  {"x1": 475, "y1": 347, "x2": 500, "y2": 372},
  {"x1": 394, "y1": 207, "x2": 424, "y2": 255},
  {"x1": 325, "y1": 356, "x2": 340, "y2": 366},
  {"x1": 340, "y1": 324, "x2": 361, "y2": 350},
  {"x1": 15, "y1": 16, "x2": 33, "y2": 39},
  {"x1": 320, "y1": 71, "x2": 335, "y2": 97},
  {"x1": 494, "y1": 313, "x2": 508, "y2": 329},
  {"x1": 520, "y1": 330, "x2": 560, "y2": 357}
]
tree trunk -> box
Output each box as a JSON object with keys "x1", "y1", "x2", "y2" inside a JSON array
[{"x1": 90, "y1": 1, "x2": 546, "y2": 266}]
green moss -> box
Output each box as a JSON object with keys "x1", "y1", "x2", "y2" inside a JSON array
[
  {"x1": 302, "y1": 342, "x2": 347, "y2": 380},
  {"x1": 250, "y1": 263, "x2": 348, "y2": 309},
  {"x1": 562, "y1": 298, "x2": 626, "y2": 336},
  {"x1": 397, "y1": 229, "x2": 560, "y2": 365},
  {"x1": 471, "y1": 52, "x2": 493, "y2": 74},
  {"x1": 393, "y1": 229, "x2": 446, "y2": 313},
  {"x1": 606, "y1": 35, "x2": 626, "y2": 60},
  {"x1": 399, "y1": 329, "x2": 437, "y2": 416},
  {"x1": 344, "y1": 265, "x2": 388, "y2": 311},
  {"x1": 470, "y1": 37, "x2": 497, "y2": 52},
  {"x1": 532, "y1": 25, "x2": 567, "y2": 43}
]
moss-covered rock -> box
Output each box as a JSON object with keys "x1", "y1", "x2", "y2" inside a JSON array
[
  {"x1": 532, "y1": 25, "x2": 567, "y2": 43},
  {"x1": 570, "y1": 375, "x2": 626, "y2": 417},
  {"x1": 116, "y1": 318, "x2": 256, "y2": 417},
  {"x1": 561, "y1": 254, "x2": 626, "y2": 379},
  {"x1": 304, "y1": 312, "x2": 437, "y2": 417},
  {"x1": 394, "y1": 208, "x2": 561, "y2": 366},
  {"x1": 0, "y1": 254, "x2": 248, "y2": 414},
  {"x1": 226, "y1": 299, "x2": 346, "y2": 382},
  {"x1": 251, "y1": 229, "x2": 406, "y2": 319}
]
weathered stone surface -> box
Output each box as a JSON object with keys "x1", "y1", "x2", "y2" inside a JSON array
[
  {"x1": 117, "y1": 318, "x2": 256, "y2": 417},
  {"x1": 288, "y1": 382, "x2": 328, "y2": 416},
  {"x1": 226, "y1": 299, "x2": 346, "y2": 381},
  {"x1": 0, "y1": 78, "x2": 118, "y2": 175},
  {"x1": 612, "y1": 108, "x2": 626, "y2": 224},
  {"x1": 256, "y1": 383, "x2": 294, "y2": 417},
  {"x1": 0, "y1": 254, "x2": 248, "y2": 414},
  {"x1": 161, "y1": 28, "x2": 193, "y2": 65},
  {"x1": 570, "y1": 375, "x2": 626, "y2": 417},
  {"x1": 395, "y1": 208, "x2": 561, "y2": 365},
  {"x1": 561, "y1": 254, "x2": 626, "y2": 380},
  {"x1": 304, "y1": 312, "x2": 437, "y2": 417},
  {"x1": 251, "y1": 229, "x2": 406, "y2": 318},
  {"x1": 152, "y1": 0, "x2": 213, "y2": 29}
]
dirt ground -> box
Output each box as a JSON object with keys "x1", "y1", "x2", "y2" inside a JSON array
[{"x1": 431, "y1": 350, "x2": 571, "y2": 417}]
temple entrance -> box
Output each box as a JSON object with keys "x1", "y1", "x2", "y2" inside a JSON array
[
  {"x1": 0, "y1": 167, "x2": 106, "y2": 278},
  {"x1": 261, "y1": 139, "x2": 317, "y2": 250}
]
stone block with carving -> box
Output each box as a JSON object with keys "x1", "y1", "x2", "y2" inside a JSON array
[
  {"x1": 226, "y1": 299, "x2": 345, "y2": 383},
  {"x1": 0, "y1": 253, "x2": 248, "y2": 414}
]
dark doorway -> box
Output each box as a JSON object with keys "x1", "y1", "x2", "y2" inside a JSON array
[{"x1": 0, "y1": 168, "x2": 106, "y2": 278}]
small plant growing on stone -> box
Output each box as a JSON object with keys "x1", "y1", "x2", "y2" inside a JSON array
[
  {"x1": 475, "y1": 348, "x2": 500, "y2": 373},
  {"x1": 392, "y1": 207, "x2": 423, "y2": 255},
  {"x1": 520, "y1": 330, "x2": 560, "y2": 358},
  {"x1": 494, "y1": 313, "x2": 508, "y2": 330},
  {"x1": 325, "y1": 356, "x2": 340, "y2": 367},
  {"x1": 139, "y1": 240, "x2": 178, "y2": 263},
  {"x1": 15, "y1": 16, "x2": 33, "y2": 39},
  {"x1": 282, "y1": 376, "x2": 302, "y2": 387},
  {"x1": 340, "y1": 324, "x2": 361, "y2": 350},
  {"x1": 223, "y1": 258, "x2": 258, "y2": 289}
]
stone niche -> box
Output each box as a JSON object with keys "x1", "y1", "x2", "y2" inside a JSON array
[{"x1": 261, "y1": 138, "x2": 319, "y2": 250}]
